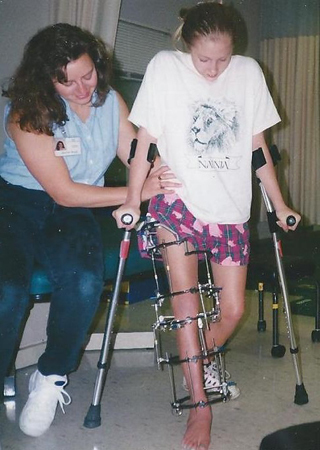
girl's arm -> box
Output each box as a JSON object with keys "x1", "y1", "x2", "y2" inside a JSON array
[
  {"x1": 253, "y1": 132, "x2": 301, "y2": 231},
  {"x1": 115, "y1": 94, "x2": 176, "y2": 203},
  {"x1": 112, "y1": 126, "x2": 158, "y2": 228}
]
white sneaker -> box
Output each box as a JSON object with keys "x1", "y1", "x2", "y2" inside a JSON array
[
  {"x1": 204, "y1": 362, "x2": 240, "y2": 399},
  {"x1": 226, "y1": 381, "x2": 241, "y2": 400},
  {"x1": 182, "y1": 362, "x2": 240, "y2": 399},
  {"x1": 19, "y1": 370, "x2": 71, "y2": 437},
  {"x1": 203, "y1": 361, "x2": 231, "y2": 387},
  {"x1": 182, "y1": 362, "x2": 223, "y2": 391}
]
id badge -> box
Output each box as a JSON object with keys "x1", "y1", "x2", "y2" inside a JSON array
[{"x1": 54, "y1": 137, "x2": 81, "y2": 156}]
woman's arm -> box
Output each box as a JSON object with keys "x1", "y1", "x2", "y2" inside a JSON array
[
  {"x1": 9, "y1": 119, "x2": 130, "y2": 208},
  {"x1": 253, "y1": 132, "x2": 301, "y2": 231}
]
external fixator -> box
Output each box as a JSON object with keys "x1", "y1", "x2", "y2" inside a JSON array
[
  {"x1": 172, "y1": 399, "x2": 213, "y2": 411},
  {"x1": 160, "y1": 346, "x2": 222, "y2": 366},
  {"x1": 169, "y1": 348, "x2": 230, "y2": 414},
  {"x1": 139, "y1": 216, "x2": 229, "y2": 414}
]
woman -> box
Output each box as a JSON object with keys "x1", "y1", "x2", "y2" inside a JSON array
[
  {"x1": 0, "y1": 23, "x2": 177, "y2": 438},
  {"x1": 114, "y1": 3, "x2": 301, "y2": 450}
]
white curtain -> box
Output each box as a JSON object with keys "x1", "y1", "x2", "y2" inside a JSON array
[
  {"x1": 49, "y1": 0, "x2": 121, "y2": 49},
  {"x1": 258, "y1": 0, "x2": 320, "y2": 226},
  {"x1": 260, "y1": 35, "x2": 320, "y2": 226}
]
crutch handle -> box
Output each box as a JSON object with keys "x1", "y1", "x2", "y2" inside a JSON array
[
  {"x1": 121, "y1": 213, "x2": 133, "y2": 225},
  {"x1": 286, "y1": 215, "x2": 296, "y2": 226}
]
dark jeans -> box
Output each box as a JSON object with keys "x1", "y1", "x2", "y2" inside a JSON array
[{"x1": 0, "y1": 178, "x2": 104, "y2": 388}]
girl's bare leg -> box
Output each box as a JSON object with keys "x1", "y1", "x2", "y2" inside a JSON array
[
  {"x1": 157, "y1": 227, "x2": 212, "y2": 450},
  {"x1": 205, "y1": 263, "x2": 247, "y2": 350}
]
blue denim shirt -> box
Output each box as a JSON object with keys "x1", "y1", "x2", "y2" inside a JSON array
[{"x1": 0, "y1": 89, "x2": 119, "y2": 190}]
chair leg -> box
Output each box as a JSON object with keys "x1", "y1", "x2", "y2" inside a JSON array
[{"x1": 4, "y1": 368, "x2": 16, "y2": 397}]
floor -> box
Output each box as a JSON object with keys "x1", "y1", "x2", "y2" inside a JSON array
[{"x1": 1, "y1": 289, "x2": 320, "y2": 450}]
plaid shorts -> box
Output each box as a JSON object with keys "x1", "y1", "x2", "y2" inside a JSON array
[{"x1": 138, "y1": 194, "x2": 250, "y2": 266}]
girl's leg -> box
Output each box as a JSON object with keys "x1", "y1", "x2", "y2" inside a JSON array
[
  {"x1": 205, "y1": 263, "x2": 247, "y2": 349},
  {"x1": 37, "y1": 207, "x2": 104, "y2": 376},
  {"x1": 157, "y1": 227, "x2": 212, "y2": 450}
]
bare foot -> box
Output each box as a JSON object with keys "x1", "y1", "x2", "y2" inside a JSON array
[{"x1": 182, "y1": 405, "x2": 212, "y2": 449}]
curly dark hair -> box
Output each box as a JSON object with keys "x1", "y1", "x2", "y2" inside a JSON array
[{"x1": 3, "y1": 23, "x2": 112, "y2": 135}]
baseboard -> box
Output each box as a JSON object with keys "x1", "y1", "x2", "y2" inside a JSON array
[
  {"x1": 15, "y1": 331, "x2": 154, "y2": 370},
  {"x1": 16, "y1": 342, "x2": 47, "y2": 370},
  {"x1": 85, "y1": 331, "x2": 154, "y2": 351}
]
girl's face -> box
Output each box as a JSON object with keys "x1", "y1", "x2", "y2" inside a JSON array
[
  {"x1": 190, "y1": 33, "x2": 233, "y2": 82},
  {"x1": 53, "y1": 53, "x2": 98, "y2": 108}
]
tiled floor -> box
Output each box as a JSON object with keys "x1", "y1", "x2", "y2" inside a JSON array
[{"x1": 1, "y1": 290, "x2": 320, "y2": 450}]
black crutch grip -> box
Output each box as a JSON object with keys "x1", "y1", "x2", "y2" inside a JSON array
[
  {"x1": 286, "y1": 215, "x2": 296, "y2": 226},
  {"x1": 147, "y1": 143, "x2": 157, "y2": 166},
  {"x1": 127, "y1": 139, "x2": 137, "y2": 165}
]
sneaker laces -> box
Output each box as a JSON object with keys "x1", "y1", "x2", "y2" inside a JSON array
[
  {"x1": 53, "y1": 381, "x2": 71, "y2": 414},
  {"x1": 29, "y1": 379, "x2": 71, "y2": 414}
]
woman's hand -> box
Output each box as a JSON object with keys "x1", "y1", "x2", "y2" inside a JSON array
[
  {"x1": 113, "y1": 166, "x2": 181, "y2": 229},
  {"x1": 275, "y1": 207, "x2": 301, "y2": 232},
  {"x1": 141, "y1": 165, "x2": 181, "y2": 201}
]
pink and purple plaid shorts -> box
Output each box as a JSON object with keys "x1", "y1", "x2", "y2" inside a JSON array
[{"x1": 138, "y1": 194, "x2": 250, "y2": 266}]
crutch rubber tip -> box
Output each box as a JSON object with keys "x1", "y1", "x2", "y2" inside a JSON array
[
  {"x1": 83, "y1": 404, "x2": 101, "y2": 428},
  {"x1": 257, "y1": 320, "x2": 266, "y2": 332},
  {"x1": 311, "y1": 329, "x2": 320, "y2": 342},
  {"x1": 271, "y1": 344, "x2": 286, "y2": 358},
  {"x1": 294, "y1": 383, "x2": 309, "y2": 405}
]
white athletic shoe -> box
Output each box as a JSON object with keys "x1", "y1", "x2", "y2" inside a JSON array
[
  {"x1": 204, "y1": 362, "x2": 240, "y2": 399},
  {"x1": 226, "y1": 381, "x2": 241, "y2": 400},
  {"x1": 183, "y1": 361, "x2": 240, "y2": 400},
  {"x1": 19, "y1": 370, "x2": 71, "y2": 437}
]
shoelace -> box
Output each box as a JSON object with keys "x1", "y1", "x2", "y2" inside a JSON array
[{"x1": 54, "y1": 384, "x2": 72, "y2": 414}]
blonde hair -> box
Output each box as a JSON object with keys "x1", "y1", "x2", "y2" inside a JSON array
[{"x1": 172, "y1": 2, "x2": 236, "y2": 51}]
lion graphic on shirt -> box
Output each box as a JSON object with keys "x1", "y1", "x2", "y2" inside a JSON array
[{"x1": 189, "y1": 99, "x2": 239, "y2": 155}]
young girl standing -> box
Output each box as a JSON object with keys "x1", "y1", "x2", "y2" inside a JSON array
[{"x1": 114, "y1": 3, "x2": 300, "y2": 449}]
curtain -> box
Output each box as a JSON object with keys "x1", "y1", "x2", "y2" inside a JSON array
[
  {"x1": 259, "y1": 1, "x2": 320, "y2": 226},
  {"x1": 49, "y1": 0, "x2": 121, "y2": 49}
]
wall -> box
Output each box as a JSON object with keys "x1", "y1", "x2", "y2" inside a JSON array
[
  {"x1": 0, "y1": 0, "x2": 50, "y2": 151},
  {"x1": 0, "y1": 0, "x2": 261, "y2": 149}
]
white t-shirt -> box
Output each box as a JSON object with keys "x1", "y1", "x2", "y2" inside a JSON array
[{"x1": 129, "y1": 51, "x2": 280, "y2": 224}]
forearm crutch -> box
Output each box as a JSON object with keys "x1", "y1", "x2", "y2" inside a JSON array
[
  {"x1": 252, "y1": 146, "x2": 308, "y2": 405},
  {"x1": 84, "y1": 213, "x2": 133, "y2": 428},
  {"x1": 83, "y1": 141, "x2": 157, "y2": 428}
]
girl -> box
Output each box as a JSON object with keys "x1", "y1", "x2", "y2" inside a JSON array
[{"x1": 114, "y1": 3, "x2": 300, "y2": 450}]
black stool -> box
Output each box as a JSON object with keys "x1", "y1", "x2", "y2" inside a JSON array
[{"x1": 260, "y1": 421, "x2": 320, "y2": 450}]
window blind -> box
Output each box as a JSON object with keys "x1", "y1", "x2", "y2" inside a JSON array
[{"x1": 113, "y1": 19, "x2": 172, "y2": 80}]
